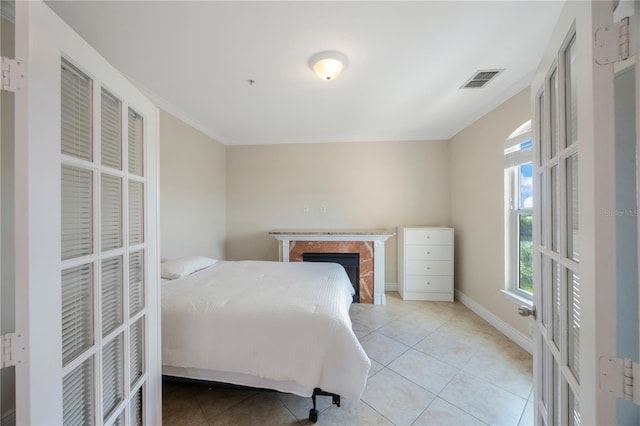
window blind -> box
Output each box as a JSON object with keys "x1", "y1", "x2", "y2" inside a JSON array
[
  {"x1": 567, "y1": 154, "x2": 579, "y2": 262},
  {"x1": 129, "y1": 251, "x2": 145, "y2": 316},
  {"x1": 568, "y1": 271, "x2": 581, "y2": 382},
  {"x1": 129, "y1": 181, "x2": 144, "y2": 245},
  {"x1": 504, "y1": 148, "x2": 533, "y2": 169},
  {"x1": 131, "y1": 386, "x2": 143, "y2": 426},
  {"x1": 62, "y1": 166, "x2": 93, "y2": 260},
  {"x1": 128, "y1": 109, "x2": 143, "y2": 176},
  {"x1": 565, "y1": 36, "x2": 578, "y2": 147},
  {"x1": 130, "y1": 317, "x2": 144, "y2": 387},
  {"x1": 113, "y1": 412, "x2": 124, "y2": 426},
  {"x1": 102, "y1": 334, "x2": 124, "y2": 421},
  {"x1": 61, "y1": 264, "x2": 94, "y2": 366},
  {"x1": 101, "y1": 174, "x2": 123, "y2": 251},
  {"x1": 61, "y1": 56, "x2": 150, "y2": 426},
  {"x1": 101, "y1": 89, "x2": 122, "y2": 170},
  {"x1": 61, "y1": 59, "x2": 93, "y2": 161},
  {"x1": 63, "y1": 357, "x2": 94, "y2": 425},
  {"x1": 102, "y1": 256, "x2": 123, "y2": 337}
]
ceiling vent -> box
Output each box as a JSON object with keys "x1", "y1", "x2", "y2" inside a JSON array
[{"x1": 460, "y1": 69, "x2": 504, "y2": 89}]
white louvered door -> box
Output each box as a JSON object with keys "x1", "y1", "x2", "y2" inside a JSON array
[{"x1": 14, "y1": 2, "x2": 160, "y2": 424}]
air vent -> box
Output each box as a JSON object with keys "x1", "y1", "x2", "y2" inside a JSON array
[{"x1": 460, "y1": 69, "x2": 504, "y2": 89}]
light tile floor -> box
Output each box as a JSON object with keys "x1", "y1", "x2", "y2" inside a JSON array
[{"x1": 163, "y1": 292, "x2": 533, "y2": 426}]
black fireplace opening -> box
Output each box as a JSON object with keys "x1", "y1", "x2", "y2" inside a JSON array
[{"x1": 303, "y1": 252, "x2": 360, "y2": 303}]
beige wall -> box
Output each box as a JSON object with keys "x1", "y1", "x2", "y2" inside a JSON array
[
  {"x1": 449, "y1": 88, "x2": 531, "y2": 336},
  {"x1": 159, "y1": 110, "x2": 226, "y2": 261},
  {"x1": 160, "y1": 87, "x2": 533, "y2": 339},
  {"x1": 226, "y1": 140, "x2": 451, "y2": 283}
]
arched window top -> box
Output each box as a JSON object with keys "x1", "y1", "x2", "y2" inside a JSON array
[
  {"x1": 504, "y1": 120, "x2": 533, "y2": 169},
  {"x1": 508, "y1": 120, "x2": 532, "y2": 140},
  {"x1": 505, "y1": 120, "x2": 533, "y2": 151}
]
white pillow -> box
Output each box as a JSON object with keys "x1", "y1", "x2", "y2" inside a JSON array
[{"x1": 161, "y1": 256, "x2": 217, "y2": 280}]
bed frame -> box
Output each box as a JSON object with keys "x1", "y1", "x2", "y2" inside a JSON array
[
  {"x1": 163, "y1": 376, "x2": 341, "y2": 423},
  {"x1": 309, "y1": 387, "x2": 341, "y2": 422}
]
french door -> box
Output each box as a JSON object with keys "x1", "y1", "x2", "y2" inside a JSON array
[
  {"x1": 531, "y1": 1, "x2": 620, "y2": 425},
  {"x1": 0, "y1": 1, "x2": 15, "y2": 423},
  {"x1": 13, "y1": 1, "x2": 160, "y2": 424}
]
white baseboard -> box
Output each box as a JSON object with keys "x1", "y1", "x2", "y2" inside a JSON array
[
  {"x1": 455, "y1": 289, "x2": 533, "y2": 354},
  {"x1": 385, "y1": 282, "x2": 398, "y2": 292}
]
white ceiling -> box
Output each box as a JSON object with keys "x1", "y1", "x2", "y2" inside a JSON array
[{"x1": 46, "y1": 1, "x2": 565, "y2": 146}]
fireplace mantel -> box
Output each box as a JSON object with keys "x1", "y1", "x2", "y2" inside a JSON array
[{"x1": 269, "y1": 229, "x2": 394, "y2": 304}]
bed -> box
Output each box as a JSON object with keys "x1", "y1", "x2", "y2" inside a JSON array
[{"x1": 161, "y1": 257, "x2": 371, "y2": 421}]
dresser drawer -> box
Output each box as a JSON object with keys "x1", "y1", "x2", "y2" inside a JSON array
[
  {"x1": 405, "y1": 260, "x2": 453, "y2": 276},
  {"x1": 404, "y1": 245, "x2": 452, "y2": 261},
  {"x1": 404, "y1": 228, "x2": 452, "y2": 246},
  {"x1": 405, "y1": 275, "x2": 453, "y2": 292}
]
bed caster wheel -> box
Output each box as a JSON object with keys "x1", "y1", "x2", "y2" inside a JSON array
[{"x1": 309, "y1": 408, "x2": 318, "y2": 423}]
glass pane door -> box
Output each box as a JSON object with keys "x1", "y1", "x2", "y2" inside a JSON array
[
  {"x1": 534, "y1": 30, "x2": 581, "y2": 426},
  {"x1": 13, "y1": 3, "x2": 160, "y2": 423},
  {"x1": 0, "y1": 1, "x2": 16, "y2": 424},
  {"x1": 60, "y1": 59, "x2": 151, "y2": 425}
]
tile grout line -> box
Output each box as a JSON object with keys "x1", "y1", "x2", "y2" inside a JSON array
[
  {"x1": 516, "y1": 386, "x2": 535, "y2": 426},
  {"x1": 428, "y1": 369, "x2": 491, "y2": 426},
  {"x1": 391, "y1": 300, "x2": 525, "y2": 425},
  {"x1": 272, "y1": 393, "x2": 301, "y2": 423},
  {"x1": 364, "y1": 312, "x2": 476, "y2": 426},
  {"x1": 360, "y1": 398, "x2": 398, "y2": 426},
  {"x1": 459, "y1": 340, "x2": 533, "y2": 401},
  {"x1": 407, "y1": 324, "x2": 489, "y2": 426}
]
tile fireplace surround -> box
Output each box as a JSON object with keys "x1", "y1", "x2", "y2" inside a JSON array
[{"x1": 269, "y1": 230, "x2": 394, "y2": 304}]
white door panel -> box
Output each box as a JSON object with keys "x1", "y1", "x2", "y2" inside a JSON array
[
  {"x1": 531, "y1": 1, "x2": 618, "y2": 425},
  {"x1": 14, "y1": 2, "x2": 160, "y2": 424}
]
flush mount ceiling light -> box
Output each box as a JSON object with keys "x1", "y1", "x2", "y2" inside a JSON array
[{"x1": 309, "y1": 51, "x2": 348, "y2": 81}]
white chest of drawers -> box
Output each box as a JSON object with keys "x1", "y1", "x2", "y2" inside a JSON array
[{"x1": 397, "y1": 226, "x2": 454, "y2": 301}]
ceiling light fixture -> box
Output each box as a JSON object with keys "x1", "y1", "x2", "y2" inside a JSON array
[{"x1": 309, "y1": 51, "x2": 348, "y2": 81}]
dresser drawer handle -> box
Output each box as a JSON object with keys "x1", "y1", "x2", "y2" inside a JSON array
[
  {"x1": 427, "y1": 251, "x2": 431, "y2": 255},
  {"x1": 427, "y1": 267, "x2": 431, "y2": 270}
]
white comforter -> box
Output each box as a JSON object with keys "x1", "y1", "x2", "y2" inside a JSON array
[{"x1": 161, "y1": 260, "x2": 370, "y2": 400}]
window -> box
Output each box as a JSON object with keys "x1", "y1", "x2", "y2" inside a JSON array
[{"x1": 505, "y1": 121, "x2": 533, "y2": 298}]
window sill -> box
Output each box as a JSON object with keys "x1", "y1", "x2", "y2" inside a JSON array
[{"x1": 500, "y1": 289, "x2": 533, "y2": 307}]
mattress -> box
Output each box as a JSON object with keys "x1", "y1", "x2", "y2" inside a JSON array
[{"x1": 161, "y1": 260, "x2": 371, "y2": 400}]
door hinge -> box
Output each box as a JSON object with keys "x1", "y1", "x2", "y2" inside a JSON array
[
  {"x1": 595, "y1": 16, "x2": 634, "y2": 65},
  {"x1": 599, "y1": 356, "x2": 640, "y2": 405},
  {"x1": 1, "y1": 333, "x2": 25, "y2": 368},
  {"x1": 1, "y1": 333, "x2": 24, "y2": 368},
  {"x1": 1, "y1": 57, "x2": 24, "y2": 93}
]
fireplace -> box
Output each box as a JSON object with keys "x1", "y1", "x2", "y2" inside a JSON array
[
  {"x1": 269, "y1": 229, "x2": 394, "y2": 304},
  {"x1": 303, "y1": 252, "x2": 360, "y2": 303}
]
